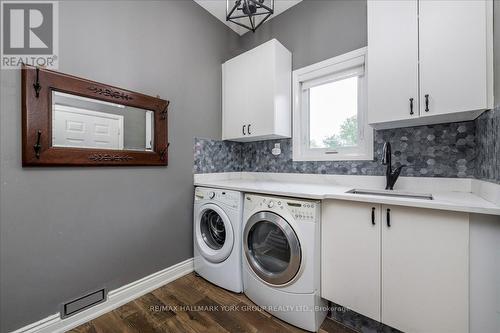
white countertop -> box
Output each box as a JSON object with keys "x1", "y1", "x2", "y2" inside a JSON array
[{"x1": 194, "y1": 173, "x2": 500, "y2": 216}]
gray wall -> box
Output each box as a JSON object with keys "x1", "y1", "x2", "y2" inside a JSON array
[
  {"x1": 239, "y1": 0, "x2": 367, "y2": 70},
  {"x1": 0, "y1": 1, "x2": 239, "y2": 331}
]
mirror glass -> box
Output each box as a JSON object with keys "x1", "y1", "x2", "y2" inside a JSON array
[{"x1": 51, "y1": 91, "x2": 154, "y2": 151}]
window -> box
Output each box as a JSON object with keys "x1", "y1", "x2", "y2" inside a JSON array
[{"x1": 293, "y1": 48, "x2": 373, "y2": 161}]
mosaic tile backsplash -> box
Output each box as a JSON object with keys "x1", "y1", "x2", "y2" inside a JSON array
[
  {"x1": 475, "y1": 107, "x2": 500, "y2": 183},
  {"x1": 194, "y1": 108, "x2": 499, "y2": 183}
]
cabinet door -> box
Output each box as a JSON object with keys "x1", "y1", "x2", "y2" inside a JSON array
[
  {"x1": 222, "y1": 58, "x2": 249, "y2": 140},
  {"x1": 367, "y1": 0, "x2": 419, "y2": 124},
  {"x1": 419, "y1": 0, "x2": 488, "y2": 116},
  {"x1": 243, "y1": 44, "x2": 275, "y2": 139},
  {"x1": 321, "y1": 201, "x2": 381, "y2": 321},
  {"x1": 381, "y1": 205, "x2": 469, "y2": 333}
]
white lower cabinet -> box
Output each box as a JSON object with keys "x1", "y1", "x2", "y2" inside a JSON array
[
  {"x1": 321, "y1": 201, "x2": 381, "y2": 321},
  {"x1": 322, "y1": 200, "x2": 469, "y2": 333},
  {"x1": 381, "y1": 205, "x2": 469, "y2": 333}
]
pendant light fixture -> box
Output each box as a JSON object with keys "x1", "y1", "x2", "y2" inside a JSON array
[{"x1": 226, "y1": 0, "x2": 275, "y2": 33}]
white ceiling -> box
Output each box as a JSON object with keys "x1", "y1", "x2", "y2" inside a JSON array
[{"x1": 194, "y1": 0, "x2": 303, "y2": 35}]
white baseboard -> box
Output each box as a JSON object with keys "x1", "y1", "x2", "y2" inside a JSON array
[{"x1": 11, "y1": 258, "x2": 194, "y2": 333}]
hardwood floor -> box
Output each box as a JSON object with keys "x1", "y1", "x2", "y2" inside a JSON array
[{"x1": 70, "y1": 273, "x2": 356, "y2": 333}]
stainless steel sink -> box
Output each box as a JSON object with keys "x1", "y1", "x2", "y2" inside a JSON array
[{"x1": 346, "y1": 189, "x2": 433, "y2": 200}]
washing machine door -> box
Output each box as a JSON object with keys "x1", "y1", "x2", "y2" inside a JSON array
[
  {"x1": 195, "y1": 203, "x2": 234, "y2": 263},
  {"x1": 244, "y1": 211, "x2": 301, "y2": 285}
]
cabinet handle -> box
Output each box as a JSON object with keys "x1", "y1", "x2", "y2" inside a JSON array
[
  {"x1": 248, "y1": 124, "x2": 251, "y2": 135},
  {"x1": 386, "y1": 208, "x2": 391, "y2": 228},
  {"x1": 371, "y1": 207, "x2": 376, "y2": 225},
  {"x1": 409, "y1": 98, "x2": 414, "y2": 115},
  {"x1": 242, "y1": 125, "x2": 246, "y2": 135},
  {"x1": 425, "y1": 94, "x2": 430, "y2": 112}
]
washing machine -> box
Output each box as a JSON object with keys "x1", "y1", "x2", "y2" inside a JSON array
[
  {"x1": 194, "y1": 187, "x2": 243, "y2": 293},
  {"x1": 242, "y1": 193, "x2": 327, "y2": 332}
]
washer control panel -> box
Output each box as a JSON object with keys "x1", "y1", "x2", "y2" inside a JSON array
[
  {"x1": 246, "y1": 194, "x2": 319, "y2": 222},
  {"x1": 195, "y1": 187, "x2": 241, "y2": 208}
]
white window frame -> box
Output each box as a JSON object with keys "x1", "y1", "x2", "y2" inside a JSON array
[{"x1": 292, "y1": 47, "x2": 373, "y2": 161}]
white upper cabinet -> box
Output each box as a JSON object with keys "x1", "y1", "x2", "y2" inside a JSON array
[
  {"x1": 368, "y1": 0, "x2": 493, "y2": 129},
  {"x1": 367, "y1": 0, "x2": 419, "y2": 124},
  {"x1": 419, "y1": 0, "x2": 489, "y2": 117},
  {"x1": 222, "y1": 39, "x2": 292, "y2": 141}
]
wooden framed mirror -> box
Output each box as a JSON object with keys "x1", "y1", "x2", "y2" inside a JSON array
[{"x1": 21, "y1": 64, "x2": 169, "y2": 166}]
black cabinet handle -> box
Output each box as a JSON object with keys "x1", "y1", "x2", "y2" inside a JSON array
[
  {"x1": 425, "y1": 94, "x2": 430, "y2": 112},
  {"x1": 371, "y1": 207, "x2": 376, "y2": 225},
  {"x1": 242, "y1": 125, "x2": 246, "y2": 135},
  {"x1": 248, "y1": 124, "x2": 251, "y2": 135},
  {"x1": 409, "y1": 98, "x2": 414, "y2": 115},
  {"x1": 386, "y1": 208, "x2": 391, "y2": 228}
]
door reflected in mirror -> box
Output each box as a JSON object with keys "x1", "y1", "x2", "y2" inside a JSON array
[{"x1": 51, "y1": 91, "x2": 154, "y2": 151}]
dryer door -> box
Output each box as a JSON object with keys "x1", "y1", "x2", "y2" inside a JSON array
[
  {"x1": 195, "y1": 203, "x2": 234, "y2": 263},
  {"x1": 244, "y1": 211, "x2": 301, "y2": 285}
]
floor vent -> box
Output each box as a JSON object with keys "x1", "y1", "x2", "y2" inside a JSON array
[{"x1": 61, "y1": 288, "x2": 107, "y2": 318}]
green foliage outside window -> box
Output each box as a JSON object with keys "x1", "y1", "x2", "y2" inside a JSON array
[{"x1": 310, "y1": 115, "x2": 358, "y2": 149}]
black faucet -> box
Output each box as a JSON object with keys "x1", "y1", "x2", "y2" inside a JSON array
[{"x1": 382, "y1": 142, "x2": 406, "y2": 190}]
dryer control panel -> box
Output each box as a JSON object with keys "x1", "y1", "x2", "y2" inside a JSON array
[{"x1": 286, "y1": 201, "x2": 317, "y2": 221}]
